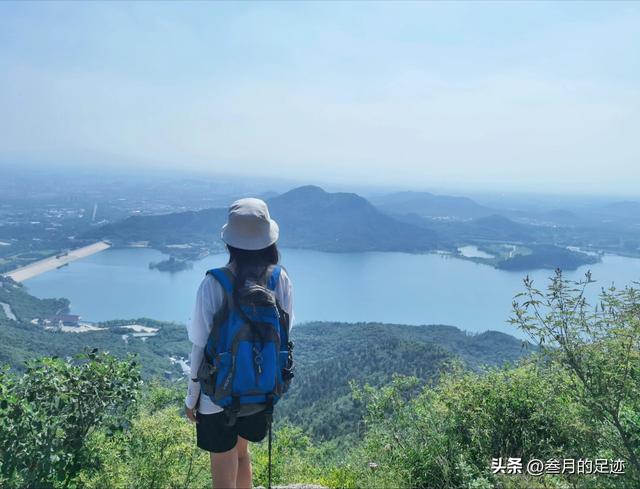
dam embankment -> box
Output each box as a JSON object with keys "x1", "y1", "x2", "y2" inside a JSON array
[{"x1": 3, "y1": 241, "x2": 111, "y2": 282}]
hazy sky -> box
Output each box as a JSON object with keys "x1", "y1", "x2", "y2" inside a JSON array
[{"x1": 1, "y1": 1, "x2": 638, "y2": 195}]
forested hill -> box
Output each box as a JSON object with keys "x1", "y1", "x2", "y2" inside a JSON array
[
  {"x1": 278, "y1": 321, "x2": 531, "y2": 441},
  {"x1": 85, "y1": 185, "x2": 448, "y2": 252},
  {"x1": 267, "y1": 186, "x2": 445, "y2": 251},
  {"x1": 85, "y1": 206, "x2": 227, "y2": 247},
  {"x1": 291, "y1": 321, "x2": 528, "y2": 369}
]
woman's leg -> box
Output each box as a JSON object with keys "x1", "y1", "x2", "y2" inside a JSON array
[
  {"x1": 210, "y1": 445, "x2": 238, "y2": 489},
  {"x1": 236, "y1": 436, "x2": 252, "y2": 489}
]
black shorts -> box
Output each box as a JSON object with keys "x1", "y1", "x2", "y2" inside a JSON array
[{"x1": 196, "y1": 410, "x2": 269, "y2": 453}]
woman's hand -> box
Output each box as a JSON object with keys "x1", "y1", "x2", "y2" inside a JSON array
[{"x1": 185, "y1": 407, "x2": 198, "y2": 423}]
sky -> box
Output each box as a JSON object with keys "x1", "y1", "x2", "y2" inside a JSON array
[{"x1": 0, "y1": 1, "x2": 638, "y2": 196}]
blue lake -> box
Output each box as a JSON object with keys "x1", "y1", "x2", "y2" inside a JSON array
[{"x1": 24, "y1": 248, "x2": 640, "y2": 338}]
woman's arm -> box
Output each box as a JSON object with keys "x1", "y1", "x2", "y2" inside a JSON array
[
  {"x1": 185, "y1": 342, "x2": 204, "y2": 410},
  {"x1": 186, "y1": 275, "x2": 221, "y2": 347},
  {"x1": 185, "y1": 276, "x2": 223, "y2": 414}
]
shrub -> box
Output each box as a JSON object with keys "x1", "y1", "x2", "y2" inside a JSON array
[
  {"x1": 348, "y1": 361, "x2": 631, "y2": 489},
  {"x1": 0, "y1": 350, "x2": 141, "y2": 488},
  {"x1": 512, "y1": 270, "x2": 640, "y2": 483},
  {"x1": 79, "y1": 406, "x2": 210, "y2": 489}
]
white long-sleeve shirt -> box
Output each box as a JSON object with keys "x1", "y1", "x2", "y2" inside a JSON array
[{"x1": 185, "y1": 264, "x2": 294, "y2": 414}]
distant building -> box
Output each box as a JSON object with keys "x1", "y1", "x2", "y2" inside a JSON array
[{"x1": 50, "y1": 314, "x2": 80, "y2": 327}]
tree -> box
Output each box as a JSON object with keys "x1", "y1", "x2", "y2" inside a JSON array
[
  {"x1": 0, "y1": 350, "x2": 141, "y2": 488},
  {"x1": 511, "y1": 270, "x2": 640, "y2": 481}
]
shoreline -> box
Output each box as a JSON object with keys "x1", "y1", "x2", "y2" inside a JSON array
[{"x1": 3, "y1": 241, "x2": 112, "y2": 282}]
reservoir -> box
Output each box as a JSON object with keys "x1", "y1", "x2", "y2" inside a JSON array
[{"x1": 24, "y1": 247, "x2": 640, "y2": 337}]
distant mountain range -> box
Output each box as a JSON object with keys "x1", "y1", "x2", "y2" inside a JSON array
[
  {"x1": 371, "y1": 190, "x2": 640, "y2": 227},
  {"x1": 89, "y1": 185, "x2": 530, "y2": 252},
  {"x1": 594, "y1": 201, "x2": 640, "y2": 223},
  {"x1": 370, "y1": 191, "x2": 495, "y2": 220},
  {"x1": 85, "y1": 184, "x2": 640, "y2": 270},
  {"x1": 88, "y1": 185, "x2": 449, "y2": 253}
]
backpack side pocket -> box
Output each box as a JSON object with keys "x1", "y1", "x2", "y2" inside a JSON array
[
  {"x1": 196, "y1": 355, "x2": 218, "y2": 398},
  {"x1": 279, "y1": 341, "x2": 295, "y2": 394}
]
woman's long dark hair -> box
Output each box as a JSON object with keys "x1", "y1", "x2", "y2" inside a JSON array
[{"x1": 227, "y1": 243, "x2": 279, "y2": 285}]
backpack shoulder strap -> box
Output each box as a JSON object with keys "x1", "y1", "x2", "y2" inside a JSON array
[
  {"x1": 204, "y1": 267, "x2": 235, "y2": 354},
  {"x1": 266, "y1": 264, "x2": 282, "y2": 291},
  {"x1": 265, "y1": 264, "x2": 290, "y2": 340},
  {"x1": 206, "y1": 267, "x2": 235, "y2": 296}
]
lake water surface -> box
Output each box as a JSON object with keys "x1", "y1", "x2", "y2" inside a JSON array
[{"x1": 24, "y1": 248, "x2": 640, "y2": 338}]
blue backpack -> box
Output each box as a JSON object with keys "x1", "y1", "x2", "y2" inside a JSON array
[{"x1": 196, "y1": 264, "x2": 294, "y2": 427}]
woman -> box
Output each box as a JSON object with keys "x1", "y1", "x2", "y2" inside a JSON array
[{"x1": 185, "y1": 197, "x2": 294, "y2": 489}]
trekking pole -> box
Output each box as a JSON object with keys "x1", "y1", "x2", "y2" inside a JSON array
[{"x1": 268, "y1": 419, "x2": 272, "y2": 489}]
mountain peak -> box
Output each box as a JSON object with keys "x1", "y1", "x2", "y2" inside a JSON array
[
  {"x1": 270, "y1": 185, "x2": 370, "y2": 210},
  {"x1": 281, "y1": 185, "x2": 328, "y2": 197}
]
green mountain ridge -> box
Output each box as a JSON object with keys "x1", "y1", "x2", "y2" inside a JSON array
[
  {"x1": 83, "y1": 184, "x2": 605, "y2": 270},
  {"x1": 279, "y1": 321, "x2": 530, "y2": 441},
  {"x1": 268, "y1": 186, "x2": 445, "y2": 252},
  {"x1": 86, "y1": 185, "x2": 447, "y2": 253}
]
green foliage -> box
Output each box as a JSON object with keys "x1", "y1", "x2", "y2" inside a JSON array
[
  {"x1": 511, "y1": 270, "x2": 640, "y2": 481},
  {"x1": 2, "y1": 272, "x2": 638, "y2": 488},
  {"x1": 0, "y1": 351, "x2": 141, "y2": 488},
  {"x1": 6, "y1": 347, "x2": 635, "y2": 488},
  {"x1": 251, "y1": 423, "x2": 325, "y2": 487},
  {"x1": 80, "y1": 390, "x2": 325, "y2": 489},
  {"x1": 0, "y1": 316, "x2": 191, "y2": 379},
  {"x1": 0, "y1": 355, "x2": 325, "y2": 489},
  {"x1": 347, "y1": 361, "x2": 631, "y2": 488},
  {"x1": 79, "y1": 407, "x2": 210, "y2": 489},
  {"x1": 0, "y1": 300, "x2": 533, "y2": 444},
  {"x1": 0, "y1": 275, "x2": 69, "y2": 322},
  {"x1": 278, "y1": 322, "x2": 531, "y2": 443}
]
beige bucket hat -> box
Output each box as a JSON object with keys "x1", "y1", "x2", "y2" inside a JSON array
[{"x1": 221, "y1": 198, "x2": 279, "y2": 250}]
